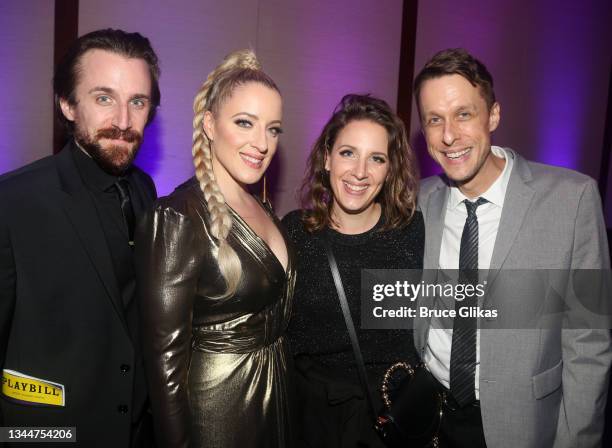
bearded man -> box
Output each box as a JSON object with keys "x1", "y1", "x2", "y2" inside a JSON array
[{"x1": 0, "y1": 29, "x2": 159, "y2": 447}]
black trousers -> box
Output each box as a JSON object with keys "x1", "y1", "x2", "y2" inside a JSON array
[
  {"x1": 293, "y1": 355, "x2": 385, "y2": 448},
  {"x1": 430, "y1": 373, "x2": 487, "y2": 448}
]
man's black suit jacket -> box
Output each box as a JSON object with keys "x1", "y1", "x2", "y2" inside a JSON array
[{"x1": 0, "y1": 142, "x2": 156, "y2": 447}]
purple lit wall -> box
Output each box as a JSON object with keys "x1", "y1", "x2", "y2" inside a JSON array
[
  {"x1": 256, "y1": 0, "x2": 403, "y2": 214},
  {"x1": 0, "y1": 2, "x2": 54, "y2": 172},
  {"x1": 79, "y1": 0, "x2": 404, "y2": 215},
  {"x1": 410, "y1": 0, "x2": 612, "y2": 184},
  {"x1": 2, "y1": 1, "x2": 610, "y2": 223}
]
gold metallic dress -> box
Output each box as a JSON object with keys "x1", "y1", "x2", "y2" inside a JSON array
[{"x1": 135, "y1": 178, "x2": 296, "y2": 448}]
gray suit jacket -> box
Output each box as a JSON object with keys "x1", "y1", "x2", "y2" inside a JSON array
[{"x1": 415, "y1": 148, "x2": 611, "y2": 447}]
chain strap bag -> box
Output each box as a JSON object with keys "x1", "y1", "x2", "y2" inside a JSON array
[{"x1": 322, "y1": 237, "x2": 444, "y2": 448}]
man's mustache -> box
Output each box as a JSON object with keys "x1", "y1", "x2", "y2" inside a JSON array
[{"x1": 95, "y1": 127, "x2": 142, "y2": 143}]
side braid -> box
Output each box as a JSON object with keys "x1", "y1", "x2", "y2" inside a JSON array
[
  {"x1": 191, "y1": 53, "x2": 252, "y2": 298},
  {"x1": 191, "y1": 49, "x2": 279, "y2": 298}
]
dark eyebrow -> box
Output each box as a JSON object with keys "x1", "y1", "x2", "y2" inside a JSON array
[
  {"x1": 231, "y1": 112, "x2": 282, "y2": 125},
  {"x1": 88, "y1": 86, "x2": 115, "y2": 95},
  {"x1": 456, "y1": 104, "x2": 477, "y2": 112},
  {"x1": 129, "y1": 94, "x2": 151, "y2": 102},
  {"x1": 88, "y1": 87, "x2": 150, "y2": 101},
  {"x1": 337, "y1": 145, "x2": 387, "y2": 156}
]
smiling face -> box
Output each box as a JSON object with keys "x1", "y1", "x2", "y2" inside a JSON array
[
  {"x1": 419, "y1": 74, "x2": 502, "y2": 197},
  {"x1": 59, "y1": 49, "x2": 152, "y2": 176},
  {"x1": 325, "y1": 119, "x2": 389, "y2": 220},
  {"x1": 204, "y1": 82, "x2": 282, "y2": 192}
]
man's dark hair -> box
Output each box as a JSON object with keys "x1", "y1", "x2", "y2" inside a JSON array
[
  {"x1": 414, "y1": 48, "x2": 495, "y2": 112},
  {"x1": 53, "y1": 28, "x2": 161, "y2": 131}
]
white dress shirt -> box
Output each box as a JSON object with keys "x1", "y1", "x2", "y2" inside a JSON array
[{"x1": 424, "y1": 146, "x2": 514, "y2": 399}]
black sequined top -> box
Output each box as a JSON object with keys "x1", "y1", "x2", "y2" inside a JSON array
[{"x1": 282, "y1": 209, "x2": 424, "y2": 385}]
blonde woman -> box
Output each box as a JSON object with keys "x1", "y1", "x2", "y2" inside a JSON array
[{"x1": 136, "y1": 50, "x2": 295, "y2": 448}]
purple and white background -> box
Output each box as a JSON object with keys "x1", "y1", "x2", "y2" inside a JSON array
[{"x1": 1, "y1": 0, "x2": 611, "y2": 222}]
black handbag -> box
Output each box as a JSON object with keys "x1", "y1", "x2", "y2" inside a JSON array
[
  {"x1": 322, "y1": 238, "x2": 444, "y2": 448},
  {"x1": 374, "y1": 362, "x2": 444, "y2": 447}
]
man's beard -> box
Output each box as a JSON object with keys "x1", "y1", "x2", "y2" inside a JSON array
[{"x1": 75, "y1": 126, "x2": 143, "y2": 176}]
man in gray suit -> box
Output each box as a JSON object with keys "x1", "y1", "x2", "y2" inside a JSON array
[{"x1": 413, "y1": 48, "x2": 611, "y2": 447}]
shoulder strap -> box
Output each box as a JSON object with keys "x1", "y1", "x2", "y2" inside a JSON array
[{"x1": 322, "y1": 237, "x2": 377, "y2": 417}]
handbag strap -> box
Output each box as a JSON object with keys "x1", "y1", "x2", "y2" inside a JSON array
[{"x1": 322, "y1": 237, "x2": 377, "y2": 418}]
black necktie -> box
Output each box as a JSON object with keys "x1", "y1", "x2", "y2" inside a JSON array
[
  {"x1": 114, "y1": 178, "x2": 135, "y2": 246},
  {"x1": 450, "y1": 197, "x2": 487, "y2": 407}
]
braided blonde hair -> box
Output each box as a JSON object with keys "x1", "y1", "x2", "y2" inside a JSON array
[{"x1": 192, "y1": 49, "x2": 279, "y2": 298}]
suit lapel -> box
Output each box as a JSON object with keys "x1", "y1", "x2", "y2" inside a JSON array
[
  {"x1": 424, "y1": 183, "x2": 448, "y2": 269},
  {"x1": 128, "y1": 170, "x2": 155, "y2": 218},
  {"x1": 417, "y1": 180, "x2": 449, "y2": 351},
  {"x1": 55, "y1": 144, "x2": 128, "y2": 331},
  {"x1": 488, "y1": 150, "x2": 535, "y2": 284}
]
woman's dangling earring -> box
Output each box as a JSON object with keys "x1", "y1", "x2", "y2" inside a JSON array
[{"x1": 262, "y1": 175, "x2": 268, "y2": 204}]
